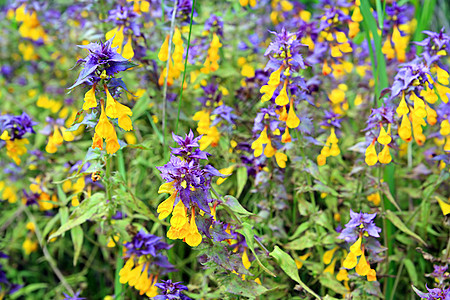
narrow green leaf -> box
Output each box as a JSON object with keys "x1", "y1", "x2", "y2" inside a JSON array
[
  {"x1": 270, "y1": 246, "x2": 321, "y2": 300},
  {"x1": 236, "y1": 222, "x2": 276, "y2": 277},
  {"x1": 223, "y1": 195, "x2": 253, "y2": 216},
  {"x1": 49, "y1": 193, "x2": 105, "y2": 241},
  {"x1": 71, "y1": 226, "x2": 84, "y2": 266},
  {"x1": 319, "y1": 273, "x2": 348, "y2": 295},
  {"x1": 380, "y1": 183, "x2": 401, "y2": 211},
  {"x1": 385, "y1": 210, "x2": 427, "y2": 246},
  {"x1": 403, "y1": 258, "x2": 419, "y2": 286},
  {"x1": 236, "y1": 166, "x2": 248, "y2": 198}
]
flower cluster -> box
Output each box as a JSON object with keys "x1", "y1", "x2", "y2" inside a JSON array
[
  {"x1": 154, "y1": 280, "x2": 191, "y2": 300},
  {"x1": 200, "y1": 15, "x2": 223, "y2": 74},
  {"x1": 0, "y1": 252, "x2": 22, "y2": 298},
  {"x1": 413, "y1": 265, "x2": 450, "y2": 300},
  {"x1": 119, "y1": 230, "x2": 176, "y2": 297},
  {"x1": 339, "y1": 210, "x2": 382, "y2": 282},
  {"x1": 0, "y1": 113, "x2": 36, "y2": 165},
  {"x1": 156, "y1": 131, "x2": 227, "y2": 247},
  {"x1": 254, "y1": 27, "x2": 307, "y2": 168},
  {"x1": 364, "y1": 103, "x2": 395, "y2": 166},
  {"x1": 158, "y1": 27, "x2": 185, "y2": 86},
  {"x1": 105, "y1": 4, "x2": 141, "y2": 60},
  {"x1": 70, "y1": 38, "x2": 135, "y2": 154}
]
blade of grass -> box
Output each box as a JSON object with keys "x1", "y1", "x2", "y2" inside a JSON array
[
  {"x1": 413, "y1": 0, "x2": 437, "y2": 54},
  {"x1": 114, "y1": 150, "x2": 127, "y2": 299},
  {"x1": 161, "y1": 0, "x2": 178, "y2": 161},
  {"x1": 360, "y1": 2, "x2": 395, "y2": 299},
  {"x1": 174, "y1": 0, "x2": 197, "y2": 136}
]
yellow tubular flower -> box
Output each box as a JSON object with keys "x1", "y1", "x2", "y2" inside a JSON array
[
  {"x1": 275, "y1": 81, "x2": 289, "y2": 106},
  {"x1": 365, "y1": 142, "x2": 378, "y2": 166},
  {"x1": 158, "y1": 35, "x2": 170, "y2": 62},
  {"x1": 349, "y1": 237, "x2": 362, "y2": 256},
  {"x1": 323, "y1": 247, "x2": 338, "y2": 265},
  {"x1": 378, "y1": 145, "x2": 392, "y2": 164},
  {"x1": 83, "y1": 87, "x2": 97, "y2": 110},
  {"x1": 122, "y1": 35, "x2": 134, "y2": 59},
  {"x1": 367, "y1": 268, "x2": 377, "y2": 281},
  {"x1": 355, "y1": 252, "x2": 370, "y2": 276},
  {"x1": 275, "y1": 152, "x2": 288, "y2": 168},
  {"x1": 286, "y1": 98, "x2": 300, "y2": 128},
  {"x1": 185, "y1": 210, "x2": 202, "y2": 247},
  {"x1": 170, "y1": 201, "x2": 187, "y2": 228},
  {"x1": 105, "y1": 88, "x2": 118, "y2": 118},
  {"x1": 342, "y1": 252, "x2": 357, "y2": 269},
  {"x1": 157, "y1": 193, "x2": 176, "y2": 219},
  {"x1": 377, "y1": 125, "x2": 392, "y2": 145},
  {"x1": 95, "y1": 104, "x2": 115, "y2": 140}
]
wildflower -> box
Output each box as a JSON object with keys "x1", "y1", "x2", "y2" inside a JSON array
[
  {"x1": 119, "y1": 230, "x2": 175, "y2": 297},
  {"x1": 412, "y1": 285, "x2": 450, "y2": 300},
  {"x1": 13, "y1": 4, "x2": 48, "y2": 42},
  {"x1": 156, "y1": 131, "x2": 227, "y2": 246},
  {"x1": 154, "y1": 280, "x2": 191, "y2": 300},
  {"x1": 158, "y1": 28, "x2": 186, "y2": 86},
  {"x1": 0, "y1": 252, "x2": 22, "y2": 297},
  {"x1": 62, "y1": 290, "x2": 86, "y2": 300},
  {"x1": 339, "y1": 210, "x2": 383, "y2": 281},
  {"x1": 69, "y1": 39, "x2": 135, "y2": 90},
  {"x1": 0, "y1": 113, "x2": 36, "y2": 165}
]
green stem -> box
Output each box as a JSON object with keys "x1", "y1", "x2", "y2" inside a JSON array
[
  {"x1": 162, "y1": 0, "x2": 178, "y2": 160},
  {"x1": 23, "y1": 206, "x2": 75, "y2": 296},
  {"x1": 174, "y1": 0, "x2": 196, "y2": 136},
  {"x1": 114, "y1": 150, "x2": 126, "y2": 299},
  {"x1": 106, "y1": 156, "x2": 112, "y2": 203}
]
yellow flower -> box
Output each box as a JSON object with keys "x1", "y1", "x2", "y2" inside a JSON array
[
  {"x1": 377, "y1": 124, "x2": 392, "y2": 145},
  {"x1": 286, "y1": 98, "x2": 300, "y2": 128},
  {"x1": 365, "y1": 143, "x2": 378, "y2": 166},
  {"x1": 342, "y1": 251, "x2": 357, "y2": 269},
  {"x1": 275, "y1": 81, "x2": 289, "y2": 106},
  {"x1": 355, "y1": 252, "x2": 370, "y2": 276},
  {"x1": 349, "y1": 237, "x2": 362, "y2": 256},
  {"x1": 185, "y1": 210, "x2": 202, "y2": 247},
  {"x1": 323, "y1": 247, "x2": 338, "y2": 265},
  {"x1": 275, "y1": 152, "x2": 288, "y2": 168},
  {"x1": 106, "y1": 134, "x2": 120, "y2": 154},
  {"x1": 23, "y1": 237, "x2": 38, "y2": 255},
  {"x1": 105, "y1": 88, "x2": 119, "y2": 119},
  {"x1": 170, "y1": 201, "x2": 187, "y2": 228},
  {"x1": 83, "y1": 87, "x2": 97, "y2": 110},
  {"x1": 95, "y1": 104, "x2": 115, "y2": 139},
  {"x1": 378, "y1": 145, "x2": 392, "y2": 164},
  {"x1": 157, "y1": 193, "x2": 176, "y2": 219}
]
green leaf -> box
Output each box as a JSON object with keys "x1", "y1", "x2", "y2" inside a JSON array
[
  {"x1": 285, "y1": 231, "x2": 317, "y2": 250},
  {"x1": 236, "y1": 222, "x2": 276, "y2": 277},
  {"x1": 403, "y1": 258, "x2": 419, "y2": 286},
  {"x1": 10, "y1": 283, "x2": 48, "y2": 299},
  {"x1": 380, "y1": 183, "x2": 401, "y2": 211},
  {"x1": 71, "y1": 225, "x2": 84, "y2": 266},
  {"x1": 59, "y1": 207, "x2": 69, "y2": 237},
  {"x1": 225, "y1": 274, "x2": 268, "y2": 298},
  {"x1": 132, "y1": 94, "x2": 151, "y2": 121},
  {"x1": 270, "y1": 246, "x2": 321, "y2": 300},
  {"x1": 49, "y1": 193, "x2": 105, "y2": 241},
  {"x1": 289, "y1": 221, "x2": 311, "y2": 240},
  {"x1": 385, "y1": 210, "x2": 427, "y2": 246},
  {"x1": 236, "y1": 166, "x2": 247, "y2": 198},
  {"x1": 223, "y1": 195, "x2": 253, "y2": 216},
  {"x1": 319, "y1": 273, "x2": 348, "y2": 294}
]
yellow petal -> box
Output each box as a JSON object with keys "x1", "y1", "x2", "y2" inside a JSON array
[
  {"x1": 355, "y1": 252, "x2": 370, "y2": 276},
  {"x1": 122, "y1": 35, "x2": 134, "y2": 59},
  {"x1": 436, "y1": 196, "x2": 450, "y2": 215}
]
